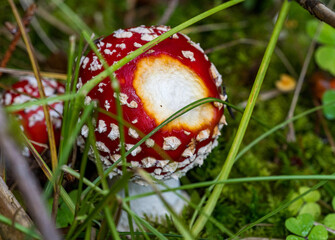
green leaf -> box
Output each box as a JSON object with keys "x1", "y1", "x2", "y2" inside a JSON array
[
  {"x1": 324, "y1": 214, "x2": 335, "y2": 230},
  {"x1": 299, "y1": 202, "x2": 321, "y2": 219},
  {"x1": 288, "y1": 193, "x2": 304, "y2": 214},
  {"x1": 322, "y1": 90, "x2": 335, "y2": 120},
  {"x1": 306, "y1": 20, "x2": 335, "y2": 45},
  {"x1": 332, "y1": 197, "x2": 335, "y2": 210},
  {"x1": 299, "y1": 187, "x2": 321, "y2": 202},
  {"x1": 56, "y1": 202, "x2": 74, "y2": 228},
  {"x1": 315, "y1": 46, "x2": 335, "y2": 76},
  {"x1": 308, "y1": 225, "x2": 328, "y2": 240},
  {"x1": 285, "y1": 214, "x2": 314, "y2": 237},
  {"x1": 286, "y1": 235, "x2": 305, "y2": 240}
]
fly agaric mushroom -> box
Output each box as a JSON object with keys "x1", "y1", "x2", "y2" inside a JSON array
[
  {"x1": 77, "y1": 25, "x2": 227, "y2": 227},
  {"x1": 2, "y1": 76, "x2": 65, "y2": 155}
]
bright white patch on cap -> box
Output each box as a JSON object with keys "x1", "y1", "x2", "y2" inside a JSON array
[
  {"x1": 111, "y1": 154, "x2": 121, "y2": 163},
  {"x1": 131, "y1": 119, "x2": 138, "y2": 124},
  {"x1": 96, "y1": 141, "x2": 110, "y2": 153},
  {"x1": 113, "y1": 92, "x2": 128, "y2": 105},
  {"x1": 106, "y1": 43, "x2": 112, "y2": 48},
  {"x1": 219, "y1": 115, "x2": 228, "y2": 126},
  {"x1": 104, "y1": 100, "x2": 110, "y2": 111},
  {"x1": 113, "y1": 29, "x2": 133, "y2": 38},
  {"x1": 172, "y1": 34, "x2": 179, "y2": 39},
  {"x1": 81, "y1": 125, "x2": 89, "y2": 138},
  {"x1": 84, "y1": 96, "x2": 92, "y2": 105},
  {"x1": 133, "y1": 55, "x2": 215, "y2": 131},
  {"x1": 126, "y1": 144, "x2": 142, "y2": 156},
  {"x1": 163, "y1": 136, "x2": 181, "y2": 150},
  {"x1": 141, "y1": 157, "x2": 156, "y2": 168},
  {"x1": 128, "y1": 128, "x2": 139, "y2": 139},
  {"x1": 89, "y1": 56, "x2": 102, "y2": 71},
  {"x1": 97, "y1": 120, "x2": 107, "y2": 133},
  {"x1": 145, "y1": 138, "x2": 155, "y2": 148},
  {"x1": 163, "y1": 162, "x2": 178, "y2": 173},
  {"x1": 210, "y1": 63, "x2": 222, "y2": 87},
  {"x1": 28, "y1": 110, "x2": 44, "y2": 127},
  {"x1": 76, "y1": 77, "x2": 83, "y2": 89},
  {"x1": 157, "y1": 160, "x2": 169, "y2": 168},
  {"x1": 13, "y1": 95, "x2": 31, "y2": 104},
  {"x1": 184, "y1": 130, "x2": 191, "y2": 135},
  {"x1": 182, "y1": 147, "x2": 195, "y2": 158},
  {"x1": 196, "y1": 129, "x2": 210, "y2": 142},
  {"x1": 116, "y1": 43, "x2": 126, "y2": 49},
  {"x1": 214, "y1": 101, "x2": 223, "y2": 110},
  {"x1": 141, "y1": 34, "x2": 158, "y2": 41},
  {"x1": 108, "y1": 123, "x2": 119, "y2": 140},
  {"x1": 220, "y1": 94, "x2": 227, "y2": 101},
  {"x1": 134, "y1": 42, "x2": 142, "y2": 48},
  {"x1": 131, "y1": 161, "x2": 140, "y2": 168},
  {"x1": 191, "y1": 42, "x2": 205, "y2": 53},
  {"x1": 127, "y1": 100, "x2": 138, "y2": 108},
  {"x1": 182, "y1": 50, "x2": 195, "y2": 62},
  {"x1": 212, "y1": 126, "x2": 221, "y2": 138},
  {"x1": 82, "y1": 57, "x2": 89, "y2": 69},
  {"x1": 154, "y1": 168, "x2": 162, "y2": 175},
  {"x1": 198, "y1": 142, "x2": 212, "y2": 155},
  {"x1": 178, "y1": 158, "x2": 190, "y2": 168},
  {"x1": 129, "y1": 26, "x2": 152, "y2": 34}
]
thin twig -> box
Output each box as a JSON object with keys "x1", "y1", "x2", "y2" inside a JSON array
[
  {"x1": 0, "y1": 4, "x2": 36, "y2": 79},
  {"x1": 0, "y1": 107, "x2": 61, "y2": 240},
  {"x1": 295, "y1": 0, "x2": 335, "y2": 28},
  {"x1": 314, "y1": 222, "x2": 335, "y2": 234},
  {"x1": 157, "y1": 0, "x2": 179, "y2": 25}
]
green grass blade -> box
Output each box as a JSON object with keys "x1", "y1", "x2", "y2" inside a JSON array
[{"x1": 191, "y1": 0, "x2": 291, "y2": 236}]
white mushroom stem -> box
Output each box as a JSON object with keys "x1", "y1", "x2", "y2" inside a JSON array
[{"x1": 116, "y1": 179, "x2": 189, "y2": 231}]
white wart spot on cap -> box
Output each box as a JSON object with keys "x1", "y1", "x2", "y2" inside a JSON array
[
  {"x1": 163, "y1": 136, "x2": 181, "y2": 150},
  {"x1": 127, "y1": 100, "x2": 138, "y2": 108},
  {"x1": 141, "y1": 157, "x2": 156, "y2": 168},
  {"x1": 89, "y1": 56, "x2": 103, "y2": 71},
  {"x1": 181, "y1": 147, "x2": 195, "y2": 158},
  {"x1": 154, "y1": 168, "x2": 162, "y2": 175},
  {"x1": 131, "y1": 161, "x2": 140, "y2": 168},
  {"x1": 113, "y1": 29, "x2": 133, "y2": 38},
  {"x1": 126, "y1": 144, "x2": 142, "y2": 156},
  {"x1": 116, "y1": 43, "x2": 126, "y2": 49},
  {"x1": 128, "y1": 128, "x2": 139, "y2": 139},
  {"x1": 113, "y1": 92, "x2": 128, "y2": 105},
  {"x1": 84, "y1": 96, "x2": 92, "y2": 105},
  {"x1": 28, "y1": 110, "x2": 44, "y2": 127},
  {"x1": 111, "y1": 154, "x2": 121, "y2": 163},
  {"x1": 214, "y1": 101, "x2": 223, "y2": 110},
  {"x1": 96, "y1": 141, "x2": 110, "y2": 153},
  {"x1": 131, "y1": 119, "x2": 138, "y2": 124},
  {"x1": 210, "y1": 64, "x2": 223, "y2": 87},
  {"x1": 157, "y1": 160, "x2": 169, "y2": 168},
  {"x1": 196, "y1": 129, "x2": 210, "y2": 142},
  {"x1": 97, "y1": 120, "x2": 107, "y2": 133},
  {"x1": 104, "y1": 100, "x2": 110, "y2": 111},
  {"x1": 145, "y1": 138, "x2": 155, "y2": 148},
  {"x1": 141, "y1": 33, "x2": 158, "y2": 41},
  {"x1": 134, "y1": 42, "x2": 142, "y2": 48},
  {"x1": 108, "y1": 123, "x2": 120, "y2": 140},
  {"x1": 82, "y1": 57, "x2": 89, "y2": 69},
  {"x1": 163, "y1": 162, "x2": 178, "y2": 173},
  {"x1": 106, "y1": 43, "x2": 112, "y2": 48},
  {"x1": 182, "y1": 50, "x2": 195, "y2": 62},
  {"x1": 184, "y1": 130, "x2": 191, "y2": 136}
]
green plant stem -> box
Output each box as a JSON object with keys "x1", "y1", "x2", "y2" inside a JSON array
[
  {"x1": 191, "y1": 0, "x2": 291, "y2": 236},
  {"x1": 0, "y1": 214, "x2": 41, "y2": 239}
]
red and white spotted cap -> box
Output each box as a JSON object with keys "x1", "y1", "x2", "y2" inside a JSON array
[
  {"x1": 2, "y1": 76, "x2": 65, "y2": 156},
  {"x1": 77, "y1": 25, "x2": 227, "y2": 181}
]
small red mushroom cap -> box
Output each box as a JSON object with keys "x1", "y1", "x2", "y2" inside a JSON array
[
  {"x1": 77, "y1": 26, "x2": 226, "y2": 181},
  {"x1": 2, "y1": 76, "x2": 65, "y2": 155}
]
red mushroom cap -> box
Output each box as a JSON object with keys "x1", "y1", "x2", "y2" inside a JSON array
[
  {"x1": 77, "y1": 26, "x2": 226, "y2": 180},
  {"x1": 2, "y1": 76, "x2": 65, "y2": 155}
]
